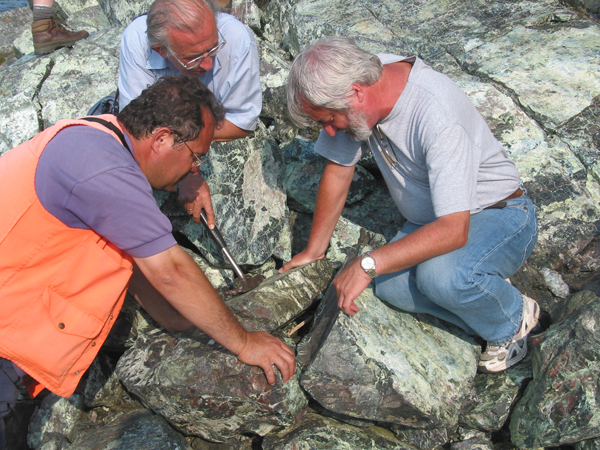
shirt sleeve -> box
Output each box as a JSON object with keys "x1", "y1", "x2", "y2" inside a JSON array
[
  {"x1": 118, "y1": 17, "x2": 158, "y2": 111},
  {"x1": 206, "y1": 15, "x2": 262, "y2": 131},
  {"x1": 314, "y1": 129, "x2": 368, "y2": 166}
]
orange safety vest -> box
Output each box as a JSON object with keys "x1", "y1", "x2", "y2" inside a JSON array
[{"x1": 0, "y1": 116, "x2": 134, "y2": 398}]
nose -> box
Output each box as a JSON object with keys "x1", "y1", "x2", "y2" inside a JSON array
[
  {"x1": 197, "y1": 56, "x2": 214, "y2": 73},
  {"x1": 322, "y1": 123, "x2": 337, "y2": 137}
]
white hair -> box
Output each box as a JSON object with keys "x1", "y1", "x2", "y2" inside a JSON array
[{"x1": 286, "y1": 36, "x2": 383, "y2": 126}]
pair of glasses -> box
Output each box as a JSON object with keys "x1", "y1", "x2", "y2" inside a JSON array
[
  {"x1": 172, "y1": 31, "x2": 226, "y2": 70},
  {"x1": 374, "y1": 126, "x2": 400, "y2": 170},
  {"x1": 173, "y1": 133, "x2": 208, "y2": 168}
]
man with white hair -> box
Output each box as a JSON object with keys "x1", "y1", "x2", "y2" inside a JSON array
[
  {"x1": 118, "y1": 0, "x2": 262, "y2": 226},
  {"x1": 282, "y1": 36, "x2": 540, "y2": 373}
]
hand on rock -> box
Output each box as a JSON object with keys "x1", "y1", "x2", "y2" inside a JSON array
[
  {"x1": 279, "y1": 249, "x2": 324, "y2": 273},
  {"x1": 333, "y1": 258, "x2": 372, "y2": 316},
  {"x1": 237, "y1": 331, "x2": 296, "y2": 385}
]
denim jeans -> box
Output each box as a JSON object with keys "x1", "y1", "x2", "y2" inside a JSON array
[{"x1": 373, "y1": 196, "x2": 538, "y2": 345}]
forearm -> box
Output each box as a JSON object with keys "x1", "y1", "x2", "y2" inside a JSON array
[
  {"x1": 133, "y1": 246, "x2": 249, "y2": 356},
  {"x1": 306, "y1": 161, "x2": 355, "y2": 258},
  {"x1": 371, "y1": 211, "x2": 470, "y2": 275},
  {"x1": 213, "y1": 119, "x2": 251, "y2": 141},
  {"x1": 128, "y1": 265, "x2": 194, "y2": 332}
]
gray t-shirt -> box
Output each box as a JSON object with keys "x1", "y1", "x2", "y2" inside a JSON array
[
  {"x1": 35, "y1": 125, "x2": 176, "y2": 258},
  {"x1": 315, "y1": 55, "x2": 521, "y2": 225}
]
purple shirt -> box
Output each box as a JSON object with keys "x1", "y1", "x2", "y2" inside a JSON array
[{"x1": 35, "y1": 125, "x2": 176, "y2": 258}]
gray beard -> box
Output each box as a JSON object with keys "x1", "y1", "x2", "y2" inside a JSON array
[{"x1": 345, "y1": 108, "x2": 373, "y2": 141}]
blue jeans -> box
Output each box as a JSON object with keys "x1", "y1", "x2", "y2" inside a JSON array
[{"x1": 373, "y1": 196, "x2": 538, "y2": 345}]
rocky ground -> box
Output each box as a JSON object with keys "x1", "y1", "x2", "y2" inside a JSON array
[{"x1": 1, "y1": 0, "x2": 600, "y2": 449}]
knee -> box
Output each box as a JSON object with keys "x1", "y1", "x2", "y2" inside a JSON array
[{"x1": 414, "y1": 257, "x2": 470, "y2": 302}]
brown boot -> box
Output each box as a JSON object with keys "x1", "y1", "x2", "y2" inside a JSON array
[{"x1": 32, "y1": 17, "x2": 89, "y2": 55}]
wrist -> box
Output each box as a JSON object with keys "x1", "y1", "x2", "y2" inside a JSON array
[{"x1": 360, "y1": 251, "x2": 377, "y2": 278}]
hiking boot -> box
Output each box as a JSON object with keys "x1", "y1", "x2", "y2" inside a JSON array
[
  {"x1": 32, "y1": 17, "x2": 89, "y2": 55},
  {"x1": 478, "y1": 295, "x2": 540, "y2": 373}
]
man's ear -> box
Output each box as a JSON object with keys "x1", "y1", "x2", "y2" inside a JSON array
[
  {"x1": 351, "y1": 84, "x2": 365, "y2": 103},
  {"x1": 150, "y1": 127, "x2": 173, "y2": 154},
  {"x1": 151, "y1": 44, "x2": 169, "y2": 60}
]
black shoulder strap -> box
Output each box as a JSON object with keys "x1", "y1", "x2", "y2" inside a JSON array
[{"x1": 80, "y1": 117, "x2": 132, "y2": 155}]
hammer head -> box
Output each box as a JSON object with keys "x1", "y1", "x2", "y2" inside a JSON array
[{"x1": 220, "y1": 273, "x2": 265, "y2": 296}]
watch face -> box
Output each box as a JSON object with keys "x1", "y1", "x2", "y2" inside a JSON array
[{"x1": 361, "y1": 256, "x2": 375, "y2": 271}]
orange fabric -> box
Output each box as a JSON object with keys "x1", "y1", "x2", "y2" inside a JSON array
[{"x1": 0, "y1": 116, "x2": 134, "y2": 398}]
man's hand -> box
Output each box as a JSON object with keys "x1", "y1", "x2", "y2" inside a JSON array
[
  {"x1": 333, "y1": 258, "x2": 373, "y2": 316},
  {"x1": 237, "y1": 331, "x2": 297, "y2": 385},
  {"x1": 179, "y1": 173, "x2": 215, "y2": 228},
  {"x1": 279, "y1": 249, "x2": 325, "y2": 273}
]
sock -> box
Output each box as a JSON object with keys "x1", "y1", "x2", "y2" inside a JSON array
[{"x1": 32, "y1": 5, "x2": 54, "y2": 22}]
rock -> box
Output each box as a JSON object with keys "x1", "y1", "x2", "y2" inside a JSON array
[
  {"x1": 281, "y1": 136, "x2": 377, "y2": 214},
  {"x1": 226, "y1": 258, "x2": 334, "y2": 332},
  {"x1": 0, "y1": 7, "x2": 30, "y2": 66},
  {"x1": 510, "y1": 294, "x2": 600, "y2": 447},
  {"x1": 262, "y1": 412, "x2": 413, "y2": 449},
  {"x1": 66, "y1": 409, "x2": 192, "y2": 450},
  {"x1": 459, "y1": 372, "x2": 520, "y2": 432},
  {"x1": 325, "y1": 216, "x2": 387, "y2": 269},
  {"x1": 27, "y1": 393, "x2": 86, "y2": 449},
  {"x1": 169, "y1": 124, "x2": 291, "y2": 266},
  {"x1": 116, "y1": 328, "x2": 307, "y2": 442},
  {"x1": 549, "y1": 290, "x2": 598, "y2": 324},
  {"x1": 390, "y1": 425, "x2": 450, "y2": 449},
  {"x1": 299, "y1": 285, "x2": 479, "y2": 428},
  {"x1": 540, "y1": 267, "x2": 570, "y2": 298},
  {"x1": 96, "y1": 0, "x2": 153, "y2": 26}
]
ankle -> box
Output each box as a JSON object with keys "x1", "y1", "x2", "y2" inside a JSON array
[{"x1": 32, "y1": 5, "x2": 54, "y2": 22}]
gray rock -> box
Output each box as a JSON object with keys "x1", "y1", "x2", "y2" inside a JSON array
[
  {"x1": 28, "y1": 394, "x2": 86, "y2": 449},
  {"x1": 262, "y1": 412, "x2": 414, "y2": 450},
  {"x1": 96, "y1": 0, "x2": 152, "y2": 26},
  {"x1": 510, "y1": 295, "x2": 600, "y2": 447},
  {"x1": 171, "y1": 125, "x2": 291, "y2": 266},
  {"x1": 540, "y1": 267, "x2": 570, "y2": 298},
  {"x1": 37, "y1": 26, "x2": 122, "y2": 128},
  {"x1": 0, "y1": 7, "x2": 30, "y2": 66},
  {"x1": 550, "y1": 290, "x2": 598, "y2": 324},
  {"x1": 459, "y1": 372, "x2": 520, "y2": 432},
  {"x1": 116, "y1": 328, "x2": 307, "y2": 442},
  {"x1": 299, "y1": 285, "x2": 479, "y2": 428},
  {"x1": 66, "y1": 409, "x2": 192, "y2": 450},
  {"x1": 226, "y1": 258, "x2": 334, "y2": 332},
  {"x1": 390, "y1": 425, "x2": 450, "y2": 449},
  {"x1": 281, "y1": 136, "x2": 376, "y2": 213}
]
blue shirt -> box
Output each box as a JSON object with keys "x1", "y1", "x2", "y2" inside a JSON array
[
  {"x1": 36, "y1": 126, "x2": 177, "y2": 258},
  {"x1": 118, "y1": 13, "x2": 262, "y2": 131}
]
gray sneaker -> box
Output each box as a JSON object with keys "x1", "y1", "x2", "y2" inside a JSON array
[
  {"x1": 478, "y1": 338, "x2": 527, "y2": 373},
  {"x1": 477, "y1": 295, "x2": 540, "y2": 373}
]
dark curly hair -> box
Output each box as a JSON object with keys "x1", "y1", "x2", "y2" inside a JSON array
[{"x1": 118, "y1": 75, "x2": 225, "y2": 142}]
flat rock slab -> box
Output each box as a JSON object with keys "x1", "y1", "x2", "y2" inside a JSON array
[
  {"x1": 300, "y1": 285, "x2": 479, "y2": 429},
  {"x1": 116, "y1": 328, "x2": 307, "y2": 443},
  {"x1": 510, "y1": 295, "x2": 600, "y2": 447},
  {"x1": 226, "y1": 258, "x2": 334, "y2": 332},
  {"x1": 262, "y1": 412, "x2": 414, "y2": 450}
]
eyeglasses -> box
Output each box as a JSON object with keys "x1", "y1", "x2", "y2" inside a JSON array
[
  {"x1": 172, "y1": 32, "x2": 226, "y2": 70},
  {"x1": 374, "y1": 126, "x2": 400, "y2": 171},
  {"x1": 173, "y1": 133, "x2": 208, "y2": 168}
]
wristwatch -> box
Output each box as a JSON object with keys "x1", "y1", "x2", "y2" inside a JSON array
[{"x1": 360, "y1": 252, "x2": 377, "y2": 278}]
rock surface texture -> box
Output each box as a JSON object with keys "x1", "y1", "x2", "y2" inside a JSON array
[{"x1": 1, "y1": 0, "x2": 599, "y2": 448}]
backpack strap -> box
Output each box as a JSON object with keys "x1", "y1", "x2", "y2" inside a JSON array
[{"x1": 80, "y1": 117, "x2": 132, "y2": 155}]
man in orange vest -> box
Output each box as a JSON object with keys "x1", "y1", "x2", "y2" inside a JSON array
[{"x1": 0, "y1": 76, "x2": 295, "y2": 448}]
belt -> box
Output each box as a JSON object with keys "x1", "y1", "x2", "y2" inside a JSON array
[{"x1": 484, "y1": 188, "x2": 523, "y2": 210}]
